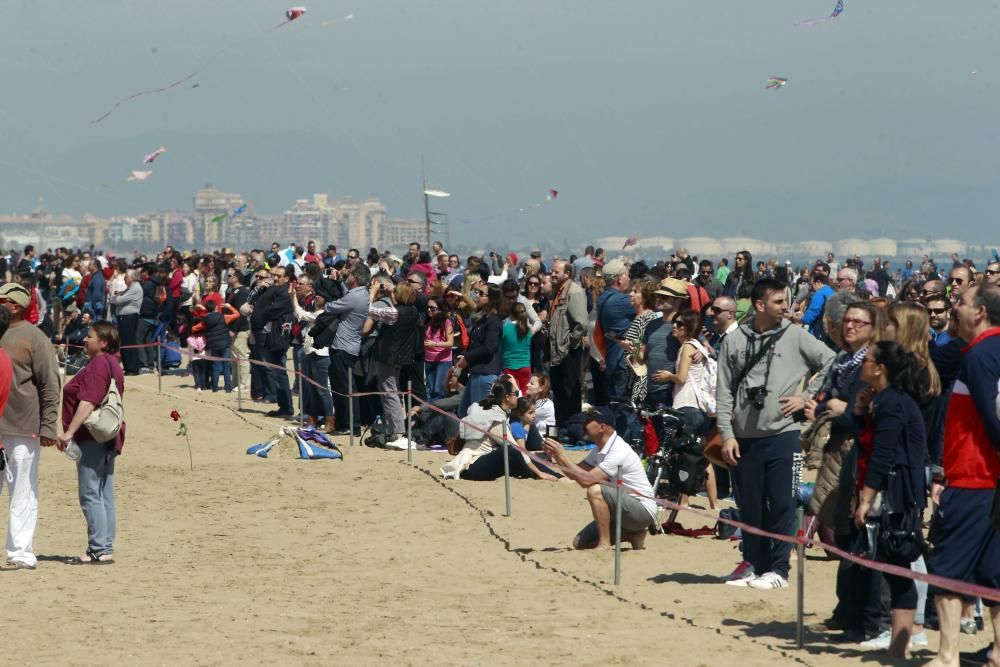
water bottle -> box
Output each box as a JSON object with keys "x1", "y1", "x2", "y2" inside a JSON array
[{"x1": 65, "y1": 440, "x2": 82, "y2": 461}]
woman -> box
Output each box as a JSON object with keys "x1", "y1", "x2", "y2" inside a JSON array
[
  {"x1": 526, "y1": 372, "x2": 556, "y2": 432},
  {"x1": 501, "y1": 301, "x2": 538, "y2": 393},
  {"x1": 853, "y1": 341, "x2": 928, "y2": 658},
  {"x1": 199, "y1": 274, "x2": 223, "y2": 312},
  {"x1": 455, "y1": 283, "x2": 503, "y2": 418},
  {"x1": 621, "y1": 276, "x2": 660, "y2": 404},
  {"x1": 424, "y1": 297, "x2": 454, "y2": 402},
  {"x1": 56, "y1": 321, "x2": 126, "y2": 565},
  {"x1": 885, "y1": 301, "x2": 941, "y2": 406},
  {"x1": 654, "y1": 310, "x2": 711, "y2": 438},
  {"x1": 291, "y1": 275, "x2": 334, "y2": 432},
  {"x1": 723, "y1": 250, "x2": 756, "y2": 298},
  {"x1": 440, "y1": 378, "x2": 558, "y2": 481},
  {"x1": 366, "y1": 279, "x2": 421, "y2": 448},
  {"x1": 190, "y1": 300, "x2": 238, "y2": 392}
]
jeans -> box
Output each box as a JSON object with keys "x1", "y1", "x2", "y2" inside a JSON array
[
  {"x1": 458, "y1": 373, "x2": 498, "y2": 418},
  {"x1": 208, "y1": 345, "x2": 231, "y2": 392},
  {"x1": 376, "y1": 361, "x2": 405, "y2": 436},
  {"x1": 118, "y1": 313, "x2": 140, "y2": 373},
  {"x1": 77, "y1": 440, "x2": 116, "y2": 557},
  {"x1": 265, "y1": 348, "x2": 292, "y2": 413},
  {"x1": 329, "y1": 349, "x2": 358, "y2": 430},
  {"x1": 425, "y1": 360, "x2": 452, "y2": 402},
  {"x1": 302, "y1": 353, "x2": 333, "y2": 420},
  {"x1": 135, "y1": 317, "x2": 158, "y2": 368},
  {"x1": 191, "y1": 359, "x2": 210, "y2": 389},
  {"x1": 551, "y1": 347, "x2": 583, "y2": 424}
]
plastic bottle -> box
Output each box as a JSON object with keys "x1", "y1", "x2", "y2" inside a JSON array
[{"x1": 65, "y1": 440, "x2": 82, "y2": 461}]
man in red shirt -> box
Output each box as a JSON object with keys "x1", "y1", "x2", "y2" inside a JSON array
[
  {"x1": 929, "y1": 283, "x2": 1000, "y2": 667},
  {"x1": 303, "y1": 240, "x2": 322, "y2": 265}
]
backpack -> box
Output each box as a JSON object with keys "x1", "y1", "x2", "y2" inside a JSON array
[{"x1": 687, "y1": 339, "x2": 717, "y2": 417}]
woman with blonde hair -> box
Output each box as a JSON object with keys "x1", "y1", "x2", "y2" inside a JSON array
[{"x1": 885, "y1": 301, "x2": 941, "y2": 401}]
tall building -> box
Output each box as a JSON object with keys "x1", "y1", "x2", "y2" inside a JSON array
[
  {"x1": 279, "y1": 193, "x2": 387, "y2": 250},
  {"x1": 193, "y1": 184, "x2": 245, "y2": 249},
  {"x1": 380, "y1": 218, "x2": 429, "y2": 252}
]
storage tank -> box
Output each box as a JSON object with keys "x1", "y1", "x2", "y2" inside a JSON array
[
  {"x1": 796, "y1": 240, "x2": 834, "y2": 258},
  {"x1": 677, "y1": 237, "x2": 721, "y2": 258},
  {"x1": 868, "y1": 238, "x2": 898, "y2": 258},
  {"x1": 928, "y1": 239, "x2": 966, "y2": 258},
  {"x1": 719, "y1": 237, "x2": 775, "y2": 258},
  {"x1": 835, "y1": 238, "x2": 869, "y2": 258}
]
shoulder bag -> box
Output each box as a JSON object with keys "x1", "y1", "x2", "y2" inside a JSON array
[{"x1": 82, "y1": 358, "x2": 125, "y2": 443}]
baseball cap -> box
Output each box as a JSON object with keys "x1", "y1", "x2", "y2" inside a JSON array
[
  {"x1": 602, "y1": 259, "x2": 627, "y2": 278},
  {"x1": 0, "y1": 283, "x2": 30, "y2": 308},
  {"x1": 582, "y1": 406, "x2": 616, "y2": 428},
  {"x1": 654, "y1": 277, "x2": 689, "y2": 299}
]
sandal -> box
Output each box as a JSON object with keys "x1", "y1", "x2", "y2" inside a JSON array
[{"x1": 71, "y1": 552, "x2": 114, "y2": 565}]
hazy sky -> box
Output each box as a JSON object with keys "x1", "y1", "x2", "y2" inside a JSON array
[{"x1": 1, "y1": 0, "x2": 999, "y2": 246}]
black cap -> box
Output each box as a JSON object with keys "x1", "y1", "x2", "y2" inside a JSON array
[{"x1": 582, "y1": 406, "x2": 616, "y2": 428}]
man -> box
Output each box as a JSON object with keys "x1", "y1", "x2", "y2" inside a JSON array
[
  {"x1": 675, "y1": 265, "x2": 710, "y2": 313},
  {"x1": 250, "y1": 265, "x2": 294, "y2": 417},
  {"x1": 927, "y1": 295, "x2": 953, "y2": 346},
  {"x1": 346, "y1": 248, "x2": 361, "y2": 267},
  {"x1": 0, "y1": 283, "x2": 60, "y2": 569},
  {"x1": 110, "y1": 269, "x2": 143, "y2": 375},
  {"x1": 826, "y1": 252, "x2": 839, "y2": 275},
  {"x1": 696, "y1": 260, "x2": 724, "y2": 300},
  {"x1": 572, "y1": 246, "x2": 596, "y2": 279},
  {"x1": 548, "y1": 260, "x2": 588, "y2": 424},
  {"x1": 16, "y1": 245, "x2": 34, "y2": 275},
  {"x1": 708, "y1": 296, "x2": 738, "y2": 355},
  {"x1": 795, "y1": 273, "x2": 834, "y2": 338},
  {"x1": 402, "y1": 242, "x2": 420, "y2": 274},
  {"x1": 949, "y1": 264, "x2": 975, "y2": 305},
  {"x1": 674, "y1": 247, "x2": 695, "y2": 276},
  {"x1": 303, "y1": 240, "x2": 322, "y2": 265},
  {"x1": 835, "y1": 267, "x2": 858, "y2": 293},
  {"x1": 136, "y1": 263, "x2": 162, "y2": 373},
  {"x1": 225, "y1": 269, "x2": 251, "y2": 396},
  {"x1": 325, "y1": 262, "x2": 372, "y2": 435},
  {"x1": 323, "y1": 245, "x2": 341, "y2": 268},
  {"x1": 542, "y1": 407, "x2": 657, "y2": 550},
  {"x1": 596, "y1": 260, "x2": 635, "y2": 400},
  {"x1": 716, "y1": 278, "x2": 835, "y2": 589},
  {"x1": 641, "y1": 278, "x2": 689, "y2": 408},
  {"x1": 927, "y1": 283, "x2": 1000, "y2": 667},
  {"x1": 431, "y1": 240, "x2": 444, "y2": 258},
  {"x1": 84, "y1": 259, "x2": 106, "y2": 320},
  {"x1": 921, "y1": 279, "x2": 947, "y2": 304},
  {"x1": 244, "y1": 268, "x2": 274, "y2": 402},
  {"x1": 986, "y1": 260, "x2": 1000, "y2": 287}
]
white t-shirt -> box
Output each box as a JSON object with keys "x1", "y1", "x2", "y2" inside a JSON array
[
  {"x1": 534, "y1": 398, "x2": 556, "y2": 430},
  {"x1": 581, "y1": 431, "x2": 657, "y2": 519}
]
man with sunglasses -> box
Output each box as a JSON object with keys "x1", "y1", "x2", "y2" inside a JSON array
[
  {"x1": 949, "y1": 265, "x2": 975, "y2": 304},
  {"x1": 695, "y1": 259, "x2": 724, "y2": 300},
  {"x1": 985, "y1": 261, "x2": 1000, "y2": 287}
]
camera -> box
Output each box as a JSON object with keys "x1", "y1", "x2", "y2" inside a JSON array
[
  {"x1": 546, "y1": 424, "x2": 559, "y2": 438},
  {"x1": 747, "y1": 386, "x2": 768, "y2": 411}
]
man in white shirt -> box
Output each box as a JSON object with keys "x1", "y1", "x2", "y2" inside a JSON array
[{"x1": 543, "y1": 407, "x2": 657, "y2": 550}]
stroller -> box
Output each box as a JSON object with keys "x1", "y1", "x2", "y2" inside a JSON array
[{"x1": 641, "y1": 406, "x2": 709, "y2": 534}]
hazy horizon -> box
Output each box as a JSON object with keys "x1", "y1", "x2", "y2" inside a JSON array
[{"x1": 2, "y1": 1, "x2": 999, "y2": 246}]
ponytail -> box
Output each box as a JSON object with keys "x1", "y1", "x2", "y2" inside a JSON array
[
  {"x1": 512, "y1": 302, "x2": 529, "y2": 339},
  {"x1": 479, "y1": 377, "x2": 516, "y2": 410},
  {"x1": 871, "y1": 341, "x2": 925, "y2": 401}
]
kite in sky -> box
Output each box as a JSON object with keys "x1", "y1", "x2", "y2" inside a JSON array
[
  {"x1": 622, "y1": 236, "x2": 638, "y2": 250},
  {"x1": 93, "y1": 8, "x2": 308, "y2": 123},
  {"x1": 518, "y1": 188, "x2": 559, "y2": 213},
  {"x1": 210, "y1": 213, "x2": 227, "y2": 224},
  {"x1": 232, "y1": 203, "x2": 248, "y2": 215},
  {"x1": 211, "y1": 203, "x2": 250, "y2": 222},
  {"x1": 143, "y1": 146, "x2": 166, "y2": 164},
  {"x1": 766, "y1": 77, "x2": 788, "y2": 90},
  {"x1": 126, "y1": 171, "x2": 153, "y2": 182},
  {"x1": 794, "y1": 0, "x2": 844, "y2": 27}
]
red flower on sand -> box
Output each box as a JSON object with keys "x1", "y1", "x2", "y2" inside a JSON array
[
  {"x1": 169, "y1": 409, "x2": 193, "y2": 470},
  {"x1": 170, "y1": 410, "x2": 181, "y2": 422}
]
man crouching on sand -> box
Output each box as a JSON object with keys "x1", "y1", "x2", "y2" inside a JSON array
[{"x1": 543, "y1": 407, "x2": 657, "y2": 550}]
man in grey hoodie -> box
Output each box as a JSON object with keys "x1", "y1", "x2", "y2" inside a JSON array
[{"x1": 716, "y1": 278, "x2": 835, "y2": 590}]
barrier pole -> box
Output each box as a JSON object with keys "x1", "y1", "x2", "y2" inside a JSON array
[
  {"x1": 297, "y1": 362, "x2": 304, "y2": 427},
  {"x1": 796, "y1": 507, "x2": 805, "y2": 649},
  {"x1": 502, "y1": 421, "x2": 512, "y2": 517},
  {"x1": 614, "y1": 465, "x2": 623, "y2": 585},
  {"x1": 347, "y1": 371, "x2": 355, "y2": 447},
  {"x1": 234, "y1": 353, "x2": 243, "y2": 412},
  {"x1": 406, "y1": 380, "x2": 413, "y2": 463},
  {"x1": 61, "y1": 347, "x2": 68, "y2": 376},
  {"x1": 156, "y1": 342, "x2": 162, "y2": 394}
]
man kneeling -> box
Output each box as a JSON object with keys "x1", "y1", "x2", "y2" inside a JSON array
[{"x1": 543, "y1": 407, "x2": 657, "y2": 549}]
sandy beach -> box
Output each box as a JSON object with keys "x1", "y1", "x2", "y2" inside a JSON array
[{"x1": 0, "y1": 372, "x2": 979, "y2": 666}]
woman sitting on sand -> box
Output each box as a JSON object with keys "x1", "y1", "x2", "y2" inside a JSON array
[
  {"x1": 441, "y1": 377, "x2": 558, "y2": 481},
  {"x1": 526, "y1": 373, "x2": 555, "y2": 432}
]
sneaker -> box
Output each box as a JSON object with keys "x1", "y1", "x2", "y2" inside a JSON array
[
  {"x1": 7, "y1": 559, "x2": 36, "y2": 570},
  {"x1": 747, "y1": 571, "x2": 789, "y2": 590},
  {"x1": 721, "y1": 560, "x2": 754, "y2": 583},
  {"x1": 139, "y1": 367, "x2": 153, "y2": 375},
  {"x1": 384, "y1": 436, "x2": 414, "y2": 451},
  {"x1": 910, "y1": 632, "x2": 928, "y2": 647},
  {"x1": 859, "y1": 630, "x2": 892, "y2": 650},
  {"x1": 961, "y1": 617, "x2": 978, "y2": 635}
]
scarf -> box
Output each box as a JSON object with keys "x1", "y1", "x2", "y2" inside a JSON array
[{"x1": 831, "y1": 346, "x2": 868, "y2": 395}]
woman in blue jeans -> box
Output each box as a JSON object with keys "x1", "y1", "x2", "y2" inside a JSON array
[
  {"x1": 455, "y1": 283, "x2": 503, "y2": 418},
  {"x1": 56, "y1": 321, "x2": 127, "y2": 565},
  {"x1": 423, "y1": 298, "x2": 454, "y2": 402}
]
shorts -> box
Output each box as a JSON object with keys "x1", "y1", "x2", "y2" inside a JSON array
[
  {"x1": 928, "y1": 487, "x2": 1000, "y2": 604},
  {"x1": 574, "y1": 484, "x2": 656, "y2": 547}
]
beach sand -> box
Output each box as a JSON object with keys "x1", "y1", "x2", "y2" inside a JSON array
[{"x1": 0, "y1": 373, "x2": 974, "y2": 665}]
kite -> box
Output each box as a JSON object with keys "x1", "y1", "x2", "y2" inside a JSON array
[
  {"x1": 766, "y1": 77, "x2": 788, "y2": 90},
  {"x1": 518, "y1": 188, "x2": 560, "y2": 213},
  {"x1": 622, "y1": 236, "x2": 638, "y2": 250},
  {"x1": 210, "y1": 213, "x2": 227, "y2": 224},
  {"x1": 127, "y1": 171, "x2": 153, "y2": 181},
  {"x1": 93, "y1": 8, "x2": 307, "y2": 123},
  {"x1": 212, "y1": 203, "x2": 249, "y2": 223},
  {"x1": 423, "y1": 189, "x2": 451, "y2": 198},
  {"x1": 233, "y1": 203, "x2": 248, "y2": 215},
  {"x1": 143, "y1": 146, "x2": 166, "y2": 164},
  {"x1": 547, "y1": 189, "x2": 558, "y2": 200},
  {"x1": 794, "y1": 0, "x2": 844, "y2": 27}
]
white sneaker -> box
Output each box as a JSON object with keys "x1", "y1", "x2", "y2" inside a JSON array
[
  {"x1": 724, "y1": 566, "x2": 757, "y2": 587},
  {"x1": 384, "y1": 436, "x2": 414, "y2": 451},
  {"x1": 747, "y1": 571, "x2": 789, "y2": 590},
  {"x1": 721, "y1": 560, "x2": 754, "y2": 583},
  {"x1": 909, "y1": 632, "x2": 928, "y2": 647},
  {"x1": 859, "y1": 630, "x2": 892, "y2": 650}
]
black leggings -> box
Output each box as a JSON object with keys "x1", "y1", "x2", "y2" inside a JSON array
[{"x1": 461, "y1": 448, "x2": 560, "y2": 481}]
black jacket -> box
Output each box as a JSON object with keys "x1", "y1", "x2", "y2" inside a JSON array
[
  {"x1": 250, "y1": 284, "x2": 293, "y2": 351},
  {"x1": 139, "y1": 278, "x2": 161, "y2": 318},
  {"x1": 464, "y1": 313, "x2": 502, "y2": 376},
  {"x1": 376, "y1": 304, "x2": 421, "y2": 368},
  {"x1": 225, "y1": 286, "x2": 250, "y2": 333},
  {"x1": 202, "y1": 312, "x2": 231, "y2": 351}
]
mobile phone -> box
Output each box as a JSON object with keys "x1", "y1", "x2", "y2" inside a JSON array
[{"x1": 546, "y1": 425, "x2": 559, "y2": 438}]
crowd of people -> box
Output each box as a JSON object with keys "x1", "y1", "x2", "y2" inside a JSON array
[{"x1": 2, "y1": 239, "x2": 1000, "y2": 663}]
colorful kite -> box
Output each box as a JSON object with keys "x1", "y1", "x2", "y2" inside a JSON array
[
  {"x1": 232, "y1": 203, "x2": 248, "y2": 215},
  {"x1": 766, "y1": 77, "x2": 788, "y2": 90},
  {"x1": 127, "y1": 171, "x2": 153, "y2": 181},
  {"x1": 210, "y1": 213, "x2": 227, "y2": 224},
  {"x1": 518, "y1": 188, "x2": 560, "y2": 213},
  {"x1": 547, "y1": 189, "x2": 558, "y2": 200},
  {"x1": 622, "y1": 236, "x2": 638, "y2": 250},
  {"x1": 143, "y1": 146, "x2": 166, "y2": 164},
  {"x1": 794, "y1": 0, "x2": 844, "y2": 27},
  {"x1": 93, "y1": 8, "x2": 307, "y2": 123}
]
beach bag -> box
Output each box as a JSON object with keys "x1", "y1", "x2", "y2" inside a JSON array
[
  {"x1": 83, "y1": 361, "x2": 124, "y2": 443},
  {"x1": 876, "y1": 466, "x2": 926, "y2": 563},
  {"x1": 715, "y1": 508, "x2": 741, "y2": 540},
  {"x1": 688, "y1": 340, "x2": 717, "y2": 417}
]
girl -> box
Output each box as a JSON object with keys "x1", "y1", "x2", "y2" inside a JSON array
[
  {"x1": 526, "y1": 373, "x2": 556, "y2": 433},
  {"x1": 501, "y1": 302, "x2": 539, "y2": 393},
  {"x1": 424, "y1": 297, "x2": 454, "y2": 402}
]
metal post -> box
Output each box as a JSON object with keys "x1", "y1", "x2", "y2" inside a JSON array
[
  {"x1": 297, "y1": 365, "x2": 304, "y2": 427},
  {"x1": 406, "y1": 381, "x2": 413, "y2": 463},
  {"x1": 796, "y1": 507, "x2": 805, "y2": 649},
  {"x1": 347, "y1": 370, "x2": 355, "y2": 447},
  {"x1": 502, "y1": 421, "x2": 512, "y2": 517},
  {"x1": 614, "y1": 465, "x2": 623, "y2": 585},
  {"x1": 155, "y1": 341, "x2": 162, "y2": 394},
  {"x1": 234, "y1": 353, "x2": 243, "y2": 412}
]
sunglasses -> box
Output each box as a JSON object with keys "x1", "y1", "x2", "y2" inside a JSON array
[
  {"x1": 927, "y1": 307, "x2": 948, "y2": 315},
  {"x1": 842, "y1": 318, "x2": 872, "y2": 328},
  {"x1": 950, "y1": 277, "x2": 965, "y2": 284},
  {"x1": 987, "y1": 270, "x2": 999, "y2": 276},
  {"x1": 710, "y1": 306, "x2": 734, "y2": 314}
]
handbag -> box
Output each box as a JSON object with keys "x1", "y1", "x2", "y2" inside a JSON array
[
  {"x1": 876, "y1": 464, "x2": 927, "y2": 563},
  {"x1": 82, "y1": 359, "x2": 124, "y2": 443}
]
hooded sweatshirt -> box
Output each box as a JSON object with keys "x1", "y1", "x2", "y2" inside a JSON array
[{"x1": 716, "y1": 318, "x2": 835, "y2": 441}]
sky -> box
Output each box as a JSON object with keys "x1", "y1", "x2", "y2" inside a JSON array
[{"x1": 1, "y1": 0, "x2": 999, "y2": 247}]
